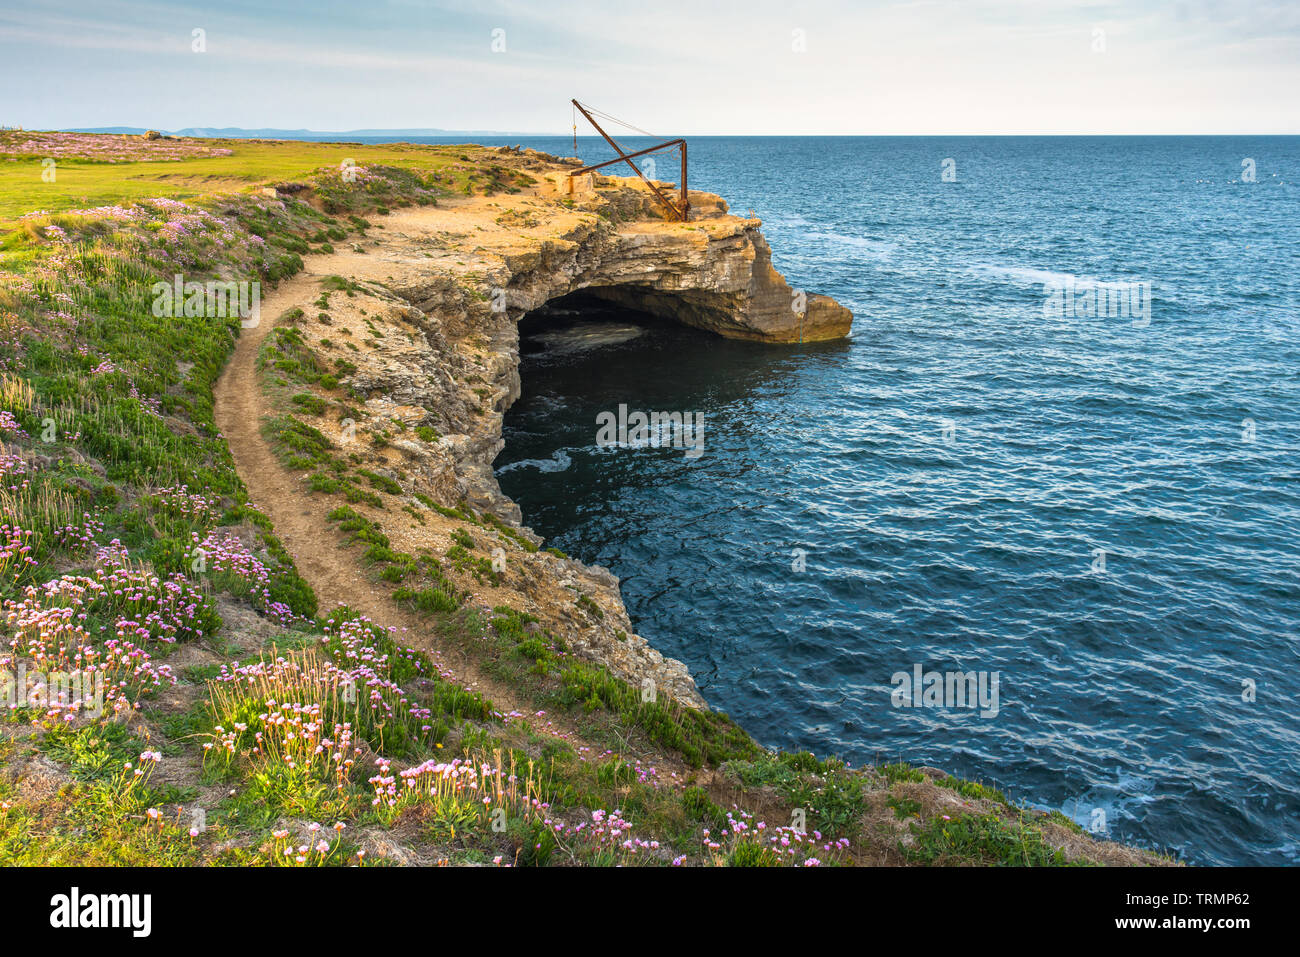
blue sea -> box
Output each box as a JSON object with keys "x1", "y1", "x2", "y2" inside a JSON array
[{"x1": 392, "y1": 134, "x2": 1299, "y2": 865}]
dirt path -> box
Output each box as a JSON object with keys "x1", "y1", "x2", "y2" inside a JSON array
[
  {"x1": 213, "y1": 255, "x2": 516, "y2": 700},
  {"x1": 209, "y1": 214, "x2": 689, "y2": 770},
  {"x1": 215, "y1": 267, "x2": 385, "y2": 613}
]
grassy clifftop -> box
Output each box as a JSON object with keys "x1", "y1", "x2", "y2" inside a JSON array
[
  {"x1": 0, "y1": 130, "x2": 517, "y2": 223},
  {"x1": 0, "y1": 131, "x2": 1171, "y2": 866}
]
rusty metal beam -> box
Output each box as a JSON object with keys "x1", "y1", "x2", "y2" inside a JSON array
[
  {"x1": 572, "y1": 139, "x2": 684, "y2": 175},
  {"x1": 679, "y1": 138, "x2": 688, "y2": 221}
]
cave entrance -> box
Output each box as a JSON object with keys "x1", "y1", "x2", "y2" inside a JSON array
[{"x1": 517, "y1": 288, "x2": 694, "y2": 359}]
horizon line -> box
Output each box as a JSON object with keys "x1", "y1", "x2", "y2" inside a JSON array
[{"x1": 53, "y1": 128, "x2": 1300, "y2": 139}]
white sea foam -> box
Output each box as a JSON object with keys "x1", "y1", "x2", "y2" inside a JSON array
[
  {"x1": 532, "y1": 323, "x2": 643, "y2": 354},
  {"x1": 495, "y1": 449, "x2": 572, "y2": 475},
  {"x1": 805, "y1": 231, "x2": 896, "y2": 259},
  {"x1": 968, "y1": 262, "x2": 1096, "y2": 287}
]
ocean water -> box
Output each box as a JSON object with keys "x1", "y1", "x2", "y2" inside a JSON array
[{"x1": 473, "y1": 135, "x2": 1298, "y2": 866}]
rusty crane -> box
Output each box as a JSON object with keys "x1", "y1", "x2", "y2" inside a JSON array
[{"x1": 567, "y1": 100, "x2": 689, "y2": 222}]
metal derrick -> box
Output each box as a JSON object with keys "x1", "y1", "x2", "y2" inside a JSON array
[{"x1": 568, "y1": 100, "x2": 689, "y2": 222}]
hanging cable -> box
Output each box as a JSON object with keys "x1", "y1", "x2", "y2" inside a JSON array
[{"x1": 574, "y1": 100, "x2": 661, "y2": 139}]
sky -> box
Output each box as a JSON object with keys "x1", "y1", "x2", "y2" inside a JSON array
[{"x1": 3, "y1": 0, "x2": 1298, "y2": 135}]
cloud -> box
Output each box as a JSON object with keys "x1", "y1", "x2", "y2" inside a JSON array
[{"x1": 3, "y1": 0, "x2": 1296, "y2": 132}]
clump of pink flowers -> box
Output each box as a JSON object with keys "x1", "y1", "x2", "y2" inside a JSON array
[
  {"x1": 266, "y1": 822, "x2": 346, "y2": 866},
  {"x1": 0, "y1": 410, "x2": 27, "y2": 438},
  {"x1": 51, "y1": 512, "x2": 104, "y2": 553},
  {"x1": 0, "y1": 130, "x2": 233, "y2": 162},
  {"x1": 150, "y1": 484, "x2": 220, "y2": 522},
  {"x1": 191, "y1": 530, "x2": 295, "y2": 625},
  {"x1": 203, "y1": 618, "x2": 443, "y2": 790},
  {"x1": 705, "y1": 807, "x2": 853, "y2": 866},
  {"x1": 1, "y1": 539, "x2": 226, "y2": 719},
  {"x1": 0, "y1": 449, "x2": 32, "y2": 491},
  {"x1": 206, "y1": 693, "x2": 360, "y2": 793},
  {"x1": 0, "y1": 523, "x2": 36, "y2": 582}
]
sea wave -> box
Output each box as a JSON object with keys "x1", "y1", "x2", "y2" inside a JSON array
[{"x1": 495, "y1": 449, "x2": 573, "y2": 475}]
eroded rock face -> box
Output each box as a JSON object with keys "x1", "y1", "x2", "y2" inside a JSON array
[
  {"x1": 273, "y1": 153, "x2": 851, "y2": 709},
  {"x1": 472, "y1": 177, "x2": 852, "y2": 343},
  {"x1": 572, "y1": 228, "x2": 851, "y2": 342}
]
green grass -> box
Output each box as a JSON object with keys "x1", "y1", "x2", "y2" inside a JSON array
[
  {"x1": 936, "y1": 774, "x2": 1007, "y2": 804},
  {"x1": 723, "y1": 752, "x2": 865, "y2": 838},
  {"x1": 0, "y1": 136, "x2": 527, "y2": 224},
  {"x1": 903, "y1": 812, "x2": 1077, "y2": 867}
]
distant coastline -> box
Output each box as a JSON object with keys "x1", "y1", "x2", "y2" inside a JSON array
[
  {"x1": 56, "y1": 128, "x2": 1300, "y2": 141},
  {"x1": 64, "y1": 125, "x2": 553, "y2": 139}
]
